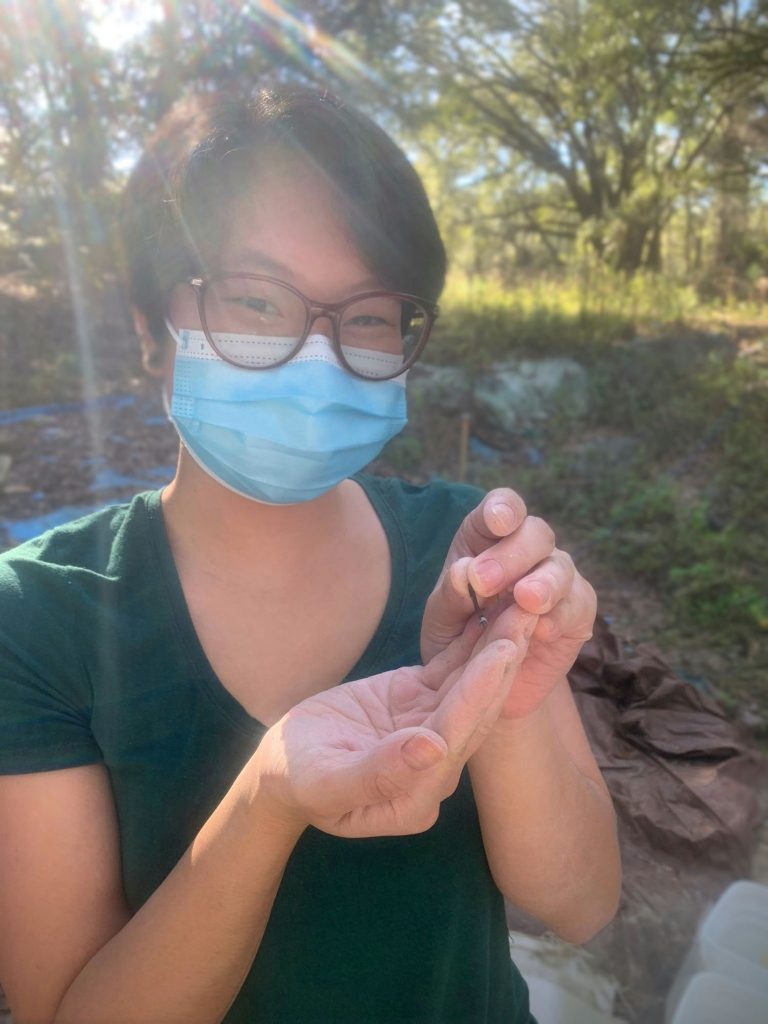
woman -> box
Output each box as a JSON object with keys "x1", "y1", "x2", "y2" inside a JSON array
[{"x1": 0, "y1": 87, "x2": 620, "y2": 1023}]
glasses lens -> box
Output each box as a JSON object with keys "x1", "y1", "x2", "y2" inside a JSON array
[
  {"x1": 339, "y1": 295, "x2": 427, "y2": 379},
  {"x1": 203, "y1": 278, "x2": 307, "y2": 367}
]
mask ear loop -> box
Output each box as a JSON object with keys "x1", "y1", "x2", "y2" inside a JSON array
[
  {"x1": 161, "y1": 381, "x2": 172, "y2": 420},
  {"x1": 164, "y1": 318, "x2": 184, "y2": 348},
  {"x1": 161, "y1": 318, "x2": 182, "y2": 420}
]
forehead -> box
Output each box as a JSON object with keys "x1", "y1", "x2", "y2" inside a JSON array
[{"x1": 215, "y1": 166, "x2": 379, "y2": 297}]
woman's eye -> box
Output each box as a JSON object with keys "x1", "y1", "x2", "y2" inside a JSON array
[
  {"x1": 231, "y1": 296, "x2": 279, "y2": 315},
  {"x1": 347, "y1": 314, "x2": 388, "y2": 327}
]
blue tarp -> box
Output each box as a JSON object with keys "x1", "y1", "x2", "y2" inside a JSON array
[
  {"x1": 0, "y1": 393, "x2": 136, "y2": 427},
  {"x1": 0, "y1": 394, "x2": 175, "y2": 549}
]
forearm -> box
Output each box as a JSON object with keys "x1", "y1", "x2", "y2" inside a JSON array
[
  {"x1": 468, "y1": 696, "x2": 621, "y2": 945},
  {"x1": 54, "y1": 760, "x2": 304, "y2": 1024}
]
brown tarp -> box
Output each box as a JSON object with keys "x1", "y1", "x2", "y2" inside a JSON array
[{"x1": 506, "y1": 615, "x2": 768, "y2": 1023}]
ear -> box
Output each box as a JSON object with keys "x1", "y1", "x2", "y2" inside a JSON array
[{"x1": 132, "y1": 307, "x2": 168, "y2": 378}]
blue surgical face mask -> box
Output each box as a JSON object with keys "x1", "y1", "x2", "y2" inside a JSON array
[{"x1": 163, "y1": 322, "x2": 408, "y2": 505}]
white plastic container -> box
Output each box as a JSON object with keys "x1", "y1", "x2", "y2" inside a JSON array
[
  {"x1": 525, "y1": 975, "x2": 622, "y2": 1024},
  {"x1": 700, "y1": 880, "x2": 768, "y2": 993},
  {"x1": 665, "y1": 880, "x2": 768, "y2": 1022},
  {"x1": 670, "y1": 971, "x2": 768, "y2": 1024}
]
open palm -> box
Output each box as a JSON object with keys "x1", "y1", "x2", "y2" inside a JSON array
[{"x1": 255, "y1": 623, "x2": 525, "y2": 840}]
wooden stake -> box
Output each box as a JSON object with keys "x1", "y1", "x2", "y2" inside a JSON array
[{"x1": 458, "y1": 411, "x2": 471, "y2": 482}]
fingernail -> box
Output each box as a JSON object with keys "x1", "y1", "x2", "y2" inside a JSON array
[
  {"x1": 473, "y1": 558, "x2": 504, "y2": 591},
  {"x1": 402, "y1": 734, "x2": 444, "y2": 770},
  {"x1": 527, "y1": 581, "x2": 550, "y2": 604},
  {"x1": 489, "y1": 503, "x2": 516, "y2": 531}
]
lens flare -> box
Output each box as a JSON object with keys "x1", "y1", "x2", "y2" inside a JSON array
[{"x1": 253, "y1": 0, "x2": 385, "y2": 88}]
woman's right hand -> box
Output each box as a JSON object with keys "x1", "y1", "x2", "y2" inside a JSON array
[{"x1": 249, "y1": 624, "x2": 527, "y2": 839}]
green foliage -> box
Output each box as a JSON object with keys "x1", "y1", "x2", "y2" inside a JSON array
[
  {"x1": 381, "y1": 433, "x2": 424, "y2": 474},
  {"x1": 368, "y1": 0, "x2": 765, "y2": 275},
  {"x1": 418, "y1": 274, "x2": 768, "y2": 657},
  {"x1": 431, "y1": 272, "x2": 631, "y2": 370},
  {"x1": 589, "y1": 486, "x2": 764, "y2": 637},
  {"x1": 0, "y1": 279, "x2": 78, "y2": 408},
  {"x1": 2, "y1": 1, "x2": 767, "y2": 296},
  {"x1": 430, "y1": 267, "x2": 717, "y2": 371},
  {"x1": 669, "y1": 561, "x2": 768, "y2": 635},
  {"x1": 479, "y1": 439, "x2": 766, "y2": 648}
]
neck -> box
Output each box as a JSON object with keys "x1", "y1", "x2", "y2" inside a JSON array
[{"x1": 160, "y1": 447, "x2": 360, "y2": 588}]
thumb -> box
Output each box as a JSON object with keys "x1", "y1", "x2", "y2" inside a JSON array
[
  {"x1": 339, "y1": 727, "x2": 448, "y2": 808},
  {"x1": 400, "y1": 731, "x2": 447, "y2": 770}
]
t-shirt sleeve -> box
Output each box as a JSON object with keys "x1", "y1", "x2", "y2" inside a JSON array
[
  {"x1": 0, "y1": 562, "x2": 103, "y2": 774},
  {"x1": 442, "y1": 480, "x2": 488, "y2": 522},
  {"x1": 396, "y1": 477, "x2": 488, "y2": 568}
]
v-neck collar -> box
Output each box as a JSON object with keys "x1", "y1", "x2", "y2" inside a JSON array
[{"x1": 144, "y1": 474, "x2": 408, "y2": 736}]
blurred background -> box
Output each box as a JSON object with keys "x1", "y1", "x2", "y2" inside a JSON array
[
  {"x1": 1, "y1": 4, "x2": 768, "y2": 1022},
  {"x1": 0, "y1": 0, "x2": 766, "y2": 734}
]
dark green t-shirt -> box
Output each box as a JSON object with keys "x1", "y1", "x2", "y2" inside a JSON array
[{"x1": 0, "y1": 474, "x2": 536, "y2": 1023}]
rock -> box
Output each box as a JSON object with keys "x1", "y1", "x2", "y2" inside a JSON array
[
  {"x1": 0, "y1": 454, "x2": 10, "y2": 485},
  {"x1": 739, "y1": 701, "x2": 767, "y2": 734},
  {"x1": 407, "y1": 363, "x2": 472, "y2": 415},
  {"x1": 473, "y1": 357, "x2": 590, "y2": 439}
]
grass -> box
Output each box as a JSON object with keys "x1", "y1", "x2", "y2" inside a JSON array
[
  {"x1": 429, "y1": 268, "x2": 766, "y2": 368},
  {"x1": 430, "y1": 270, "x2": 700, "y2": 370}
]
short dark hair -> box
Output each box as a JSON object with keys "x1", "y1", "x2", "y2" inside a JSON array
[{"x1": 121, "y1": 86, "x2": 447, "y2": 344}]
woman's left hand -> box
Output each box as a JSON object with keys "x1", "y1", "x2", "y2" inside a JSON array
[{"x1": 421, "y1": 488, "x2": 597, "y2": 719}]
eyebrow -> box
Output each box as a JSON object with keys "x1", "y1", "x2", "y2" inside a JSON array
[{"x1": 224, "y1": 247, "x2": 384, "y2": 293}]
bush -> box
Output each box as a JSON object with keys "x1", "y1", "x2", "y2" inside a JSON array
[{"x1": 410, "y1": 270, "x2": 767, "y2": 661}]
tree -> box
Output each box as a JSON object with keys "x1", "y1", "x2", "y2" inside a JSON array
[
  {"x1": 348, "y1": 0, "x2": 760, "y2": 273},
  {"x1": 2, "y1": 0, "x2": 767, "y2": 284},
  {"x1": 0, "y1": 0, "x2": 119, "y2": 278}
]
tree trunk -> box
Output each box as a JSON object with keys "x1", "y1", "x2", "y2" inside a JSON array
[
  {"x1": 614, "y1": 215, "x2": 665, "y2": 273},
  {"x1": 684, "y1": 193, "x2": 693, "y2": 277},
  {"x1": 646, "y1": 225, "x2": 662, "y2": 272},
  {"x1": 615, "y1": 220, "x2": 650, "y2": 273}
]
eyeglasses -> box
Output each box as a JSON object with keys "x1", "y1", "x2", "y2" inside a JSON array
[{"x1": 185, "y1": 274, "x2": 439, "y2": 381}]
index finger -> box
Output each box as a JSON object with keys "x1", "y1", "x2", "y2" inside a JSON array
[{"x1": 424, "y1": 639, "x2": 519, "y2": 758}]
